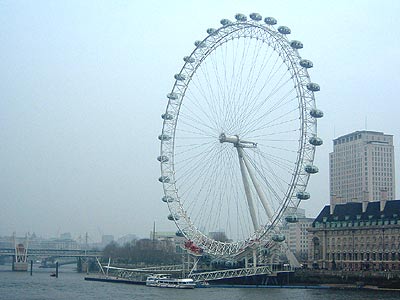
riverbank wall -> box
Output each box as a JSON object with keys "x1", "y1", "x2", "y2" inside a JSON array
[
  {"x1": 207, "y1": 269, "x2": 400, "y2": 289},
  {"x1": 293, "y1": 269, "x2": 400, "y2": 289}
]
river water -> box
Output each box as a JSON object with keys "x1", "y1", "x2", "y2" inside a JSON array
[{"x1": 1, "y1": 265, "x2": 399, "y2": 300}]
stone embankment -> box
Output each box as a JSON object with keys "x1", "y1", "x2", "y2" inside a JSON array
[{"x1": 293, "y1": 269, "x2": 400, "y2": 290}]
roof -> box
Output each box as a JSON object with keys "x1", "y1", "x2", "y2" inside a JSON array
[
  {"x1": 313, "y1": 199, "x2": 400, "y2": 226},
  {"x1": 333, "y1": 130, "x2": 392, "y2": 141}
]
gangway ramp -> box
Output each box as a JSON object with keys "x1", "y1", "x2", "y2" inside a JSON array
[{"x1": 188, "y1": 266, "x2": 274, "y2": 282}]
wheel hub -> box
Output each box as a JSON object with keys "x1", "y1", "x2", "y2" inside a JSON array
[{"x1": 219, "y1": 133, "x2": 257, "y2": 148}]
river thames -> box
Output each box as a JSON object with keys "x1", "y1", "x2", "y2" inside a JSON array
[{"x1": 1, "y1": 265, "x2": 400, "y2": 300}]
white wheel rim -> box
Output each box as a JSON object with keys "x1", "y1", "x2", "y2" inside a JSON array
[{"x1": 159, "y1": 16, "x2": 319, "y2": 258}]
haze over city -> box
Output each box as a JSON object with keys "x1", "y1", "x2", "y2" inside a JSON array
[{"x1": 1, "y1": 0, "x2": 399, "y2": 242}]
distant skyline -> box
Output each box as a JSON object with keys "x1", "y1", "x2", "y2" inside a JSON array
[{"x1": 1, "y1": 0, "x2": 400, "y2": 241}]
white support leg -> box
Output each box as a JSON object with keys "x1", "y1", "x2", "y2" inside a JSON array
[
  {"x1": 253, "y1": 249, "x2": 257, "y2": 268},
  {"x1": 242, "y1": 153, "x2": 274, "y2": 220},
  {"x1": 237, "y1": 147, "x2": 259, "y2": 231}
]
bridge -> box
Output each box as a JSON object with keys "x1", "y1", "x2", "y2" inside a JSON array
[
  {"x1": 0, "y1": 248, "x2": 102, "y2": 258},
  {"x1": 0, "y1": 247, "x2": 102, "y2": 272}
]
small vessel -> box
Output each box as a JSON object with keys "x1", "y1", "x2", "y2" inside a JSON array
[{"x1": 146, "y1": 274, "x2": 195, "y2": 289}]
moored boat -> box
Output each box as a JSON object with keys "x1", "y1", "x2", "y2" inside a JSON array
[{"x1": 146, "y1": 274, "x2": 195, "y2": 289}]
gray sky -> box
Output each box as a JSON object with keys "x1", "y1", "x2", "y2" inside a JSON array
[{"x1": 1, "y1": 0, "x2": 400, "y2": 242}]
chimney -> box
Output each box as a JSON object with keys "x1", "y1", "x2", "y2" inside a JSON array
[
  {"x1": 380, "y1": 188, "x2": 388, "y2": 212},
  {"x1": 362, "y1": 190, "x2": 369, "y2": 213},
  {"x1": 362, "y1": 200, "x2": 368, "y2": 213},
  {"x1": 330, "y1": 194, "x2": 337, "y2": 215}
]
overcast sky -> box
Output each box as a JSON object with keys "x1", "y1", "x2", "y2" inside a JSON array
[{"x1": 1, "y1": 0, "x2": 400, "y2": 242}]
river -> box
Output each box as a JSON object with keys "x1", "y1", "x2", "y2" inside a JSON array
[{"x1": 0, "y1": 264, "x2": 399, "y2": 300}]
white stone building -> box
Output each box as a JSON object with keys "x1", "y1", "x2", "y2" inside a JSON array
[
  {"x1": 329, "y1": 130, "x2": 395, "y2": 205},
  {"x1": 281, "y1": 208, "x2": 313, "y2": 262}
]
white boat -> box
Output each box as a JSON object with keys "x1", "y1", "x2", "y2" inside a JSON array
[{"x1": 146, "y1": 274, "x2": 196, "y2": 289}]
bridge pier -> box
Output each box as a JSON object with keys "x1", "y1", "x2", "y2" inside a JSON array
[
  {"x1": 77, "y1": 257, "x2": 98, "y2": 273},
  {"x1": 77, "y1": 257, "x2": 82, "y2": 273},
  {"x1": 12, "y1": 241, "x2": 28, "y2": 271}
]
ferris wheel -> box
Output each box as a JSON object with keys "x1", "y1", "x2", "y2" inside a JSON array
[{"x1": 158, "y1": 13, "x2": 323, "y2": 258}]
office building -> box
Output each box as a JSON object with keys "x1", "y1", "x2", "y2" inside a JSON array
[{"x1": 329, "y1": 130, "x2": 395, "y2": 205}]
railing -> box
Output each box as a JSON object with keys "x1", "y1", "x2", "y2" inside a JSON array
[
  {"x1": 103, "y1": 264, "x2": 183, "y2": 274},
  {"x1": 188, "y1": 265, "x2": 274, "y2": 282},
  {"x1": 131, "y1": 264, "x2": 183, "y2": 272}
]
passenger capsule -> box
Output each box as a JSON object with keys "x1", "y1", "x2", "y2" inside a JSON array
[
  {"x1": 174, "y1": 73, "x2": 186, "y2": 81},
  {"x1": 296, "y1": 191, "x2": 311, "y2": 200},
  {"x1": 309, "y1": 136, "x2": 323, "y2": 146},
  {"x1": 175, "y1": 230, "x2": 184, "y2": 237},
  {"x1": 310, "y1": 108, "x2": 324, "y2": 118},
  {"x1": 261, "y1": 248, "x2": 270, "y2": 256},
  {"x1": 167, "y1": 214, "x2": 180, "y2": 221},
  {"x1": 300, "y1": 59, "x2": 313, "y2": 68},
  {"x1": 194, "y1": 40, "x2": 206, "y2": 48},
  {"x1": 235, "y1": 13, "x2": 247, "y2": 22},
  {"x1": 278, "y1": 26, "x2": 291, "y2": 34},
  {"x1": 305, "y1": 165, "x2": 319, "y2": 174},
  {"x1": 264, "y1": 17, "x2": 277, "y2": 25},
  {"x1": 285, "y1": 215, "x2": 299, "y2": 223},
  {"x1": 158, "y1": 176, "x2": 170, "y2": 183},
  {"x1": 158, "y1": 134, "x2": 171, "y2": 141},
  {"x1": 220, "y1": 19, "x2": 233, "y2": 26},
  {"x1": 183, "y1": 56, "x2": 195, "y2": 63},
  {"x1": 249, "y1": 13, "x2": 262, "y2": 21},
  {"x1": 272, "y1": 234, "x2": 285, "y2": 242},
  {"x1": 290, "y1": 40, "x2": 303, "y2": 49},
  {"x1": 167, "y1": 92, "x2": 179, "y2": 100},
  {"x1": 207, "y1": 28, "x2": 217, "y2": 35},
  {"x1": 162, "y1": 195, "x2": 174, "y2": 202},
  {"x1": 225, "y1": 261, "x2": 235, "y2": 267},
  {"x1": 157, "y1": 155, "x2": 169, "y2": 163},
  {"x1": 161, "y1": 113, "x2": 173, "y2": 120},
  {"x1": 306, "y1": 82, "x2": 320, "y2": 92}
]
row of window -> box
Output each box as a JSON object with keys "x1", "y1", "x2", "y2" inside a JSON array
[
  {"x1": 328, "y1": 236, "x2": 399, "y2": 244},
  {"x1": 315, "y1": 219, "x2": 400, "y2": 228},
  {"x1": 327, "y1": 244, "x2": 398, "y2": 251},
  {"x1": 333, "y1": 134, "x2": 392, "y2": 147},
  {"x1": 326, "y1": 252, "x2": 398, "y2": 262},
  {"x1": 333, "y1": 134, "x2": 362, "y2": 145},
  {"x1": 330, "y1": 236, "x2": 398, "y2": 242},
  {"x1": 326, "y1": 228, "x2": 400, "y2": 235},
  {"x1": 371, "y1": 148, "x2": 393, "y2": 155}
]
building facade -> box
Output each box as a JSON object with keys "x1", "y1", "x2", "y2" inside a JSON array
[
  {"x1": 282, "y1": 216, "x2": 314, "y2": 263},
  {"x1": 329, "y1": 131, "x2": 395, "y2": 205},
  {"x1": 308, "y1": 199, "x2": 400, "y2": 271},
  {"x1": 281, "y1": 207, "x2": 313, "y2": 263},
  {"x1": 149, "y1": 231, "x2": 186, "y2": 253},
  {"x1": 0, "y1": 234, "x2": 80, "y2": 250}
]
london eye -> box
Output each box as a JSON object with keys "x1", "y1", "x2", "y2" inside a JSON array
[{"x1": 158, "y1": 13, "x2": 323, "y2": 258}]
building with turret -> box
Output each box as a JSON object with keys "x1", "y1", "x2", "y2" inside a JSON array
[{"x1": 308, "y1": 199, "x2": 400, "y2": 271}]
